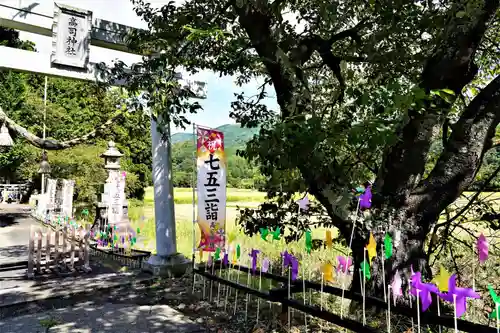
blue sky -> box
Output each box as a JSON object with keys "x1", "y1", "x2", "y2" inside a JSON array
[{"x1": 9, "y1": 0, "x2": 278, "y2": 132}]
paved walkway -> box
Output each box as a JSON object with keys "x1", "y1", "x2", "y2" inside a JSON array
[
  {"x1": 0, "y1": 206, "x2": 206, "y2": 332},
  {"x1": 0, "y1": 302, "x2": 205, "y2": 332},
  {"x1": 0, "y1": 204, "x2": 35, "y2": 265}
]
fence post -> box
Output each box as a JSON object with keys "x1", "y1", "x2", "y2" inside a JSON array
[
  {"x1": 36, "y1": 228, "x2": 42, "y2": 273},
  {"x1": 83, "y1": 224, "x2": 91, "y2": 272},
  {"x1": 54, "y1": 226, "x2": 60, "y2": 265},
  {"x1": 45, "y1": 228, "x2": 51, "y2": 271},
  {"x1": 27, "y1": 225, "x2": 34, "y2": 279},
  {"x1": 70, "y1": 227, "x2": 75, "y2": 270}
]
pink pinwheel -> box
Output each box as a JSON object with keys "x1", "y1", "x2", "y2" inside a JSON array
[
  {"x1": 262, "y1": 258, "x2": 270, "y2": 273},
  {"x1": 249, "y1": 249, "x2": 260, "y2": 275},
  {"x1": 391, "y1": 270, "x2": 403, "y2": 304},
  {"x1": 437, "y1": 274, "x2": 480, "y2": 318},
  {"x1": 410, "y1": 271, "x2": 439, "y2": 311},
  {"x1": 297, "y1": 195, "x2": 310, "y2": 211},
  {"x1": 477, "y1": 233, "x2": 488, "y2": 264},
  {"x1": 336, "y1": 256, "x2": 353, "y2": 274}
]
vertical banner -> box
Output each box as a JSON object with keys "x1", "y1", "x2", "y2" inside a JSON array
[{"x1": 196, "y1": 126, "x2": 226, "y2": 252}]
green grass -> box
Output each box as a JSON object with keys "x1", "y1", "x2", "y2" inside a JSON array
[{"x1": 143, "y1": 186, "x2": 267, "y2": 205}]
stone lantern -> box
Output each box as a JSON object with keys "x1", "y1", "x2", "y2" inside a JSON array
[
  {"x1": 101, "y1": 141, "x2": 123, "y2": 176},
  {"x1": 95, "y1": 141, "x2": 129, "y2": 234}
]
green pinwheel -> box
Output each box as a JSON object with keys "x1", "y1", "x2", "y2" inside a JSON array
[
  {"x1": 384, "y1": 233, "x2": 393, "y2": 259},
  {"x1": 272, "y1": 227, "x2": 281, "y2": 240},
  {"x1": 360, "y1": 260, "x2": 371, "y2": 280},
  {"x1": 489, "y1": 285, "x2": 500, "y2": 319},
  {"x1": 214, "y1": 247, "x2": 221, "y2": 261},
  {"x1": 305, "y1": 230, "x2": 312, "y2": 253},
  {"x1": 259, "y1": 228, "x2": 269, "y2": 241}
]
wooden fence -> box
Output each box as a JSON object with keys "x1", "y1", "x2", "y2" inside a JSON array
[{"x1": 27, "y1": 224, "x2": 91, "y2": 278}]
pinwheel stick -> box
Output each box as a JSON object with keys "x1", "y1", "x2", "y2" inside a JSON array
[
  {"x1": 288, "y1": 268, "x2": 291, "y2": 331},
  {"x1": 202, "y1": 256, "x2": 208, "y2": 299},
  {"x1": 319, "y1": 272, "x2": 324, "y2": 333},
  {"x1": 269, "y1": 263, "x2": 273, "y2": 312},
  {"x1": 495, "y1": 303, "x2": 499, "y2": 333},
  {"x1": 224, "y1": 259, "x2": 232, "y2": 312},
  {"x1": 340, "y1": 272, "x2": 346, "y2": 319},
  {"x1": 233, "y1": 265, "x2": 241, "y2": 316},
  {"x1": 302, "y1": 264, "x2": 308, "y2": 332},
  {"x1": 245, "y1": 256, "x2": 251, "y2": 322},
  {"x1": 217, "y1": 258, "x2": 223, "y2": 306},
  {"x1": 257, "y1": 258, "x2": 262, "y2": 326},
  {"x1": 363, "y1": 248, "x2": 367, "y2": 326},
  {"x1": 437, "y1": 298, "x2": 442, "y2": 333},
  {"x1": 416, "y1": 289, "x2": 421, "y2": 333},
  {"x1": 387, "y1": 285, "x2": 391, "y2": 333},
  {"x1": 453, "y1": 294, "x2": 458, "y2": 333},
  {"x1": 381, "y1": 245, "x2": 387, "y2": 302}
]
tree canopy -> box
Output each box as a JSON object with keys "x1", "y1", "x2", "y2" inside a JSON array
[
  {"x1": 0, "y1": 28, "x2": 153, "y2": 202},
  {"x1": 124, "y1": 0, "x2": 500, "y2": 297}
]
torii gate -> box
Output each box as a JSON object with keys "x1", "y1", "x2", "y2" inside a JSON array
[{"x1": 0, "y1": 1, "x2": 206, "y2": 275}]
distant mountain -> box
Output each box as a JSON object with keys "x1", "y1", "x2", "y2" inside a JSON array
[{"x1": 171, "y1": 124, "x2": 260, "y2": 147}]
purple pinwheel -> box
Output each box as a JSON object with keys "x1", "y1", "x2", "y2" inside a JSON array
[
  {"x1": 336, "y1": 256, "x2": 353, "y2": 274},
  {"x1": 281, "y1": 251, "x2": 299, "y2": 280},
  {"x1": 207, "y1": 254, "x2": 213, "y2": 267},
  {"x1": 477, "y1": 233, "x2": 488, "y2": 264},
  {"x1": 262, "y1": 258, "x2": 270, "y2": 273},
  {"x1": 249, "y1": 249, "x2": 260, "y2": 275},
  {"x1": 410, "y1": 271, "x2": 439, "y2": 311},
  {"x1": 223, "y1": 252, "x2": 229, "y2": 266},
  {"x1": 359, "y1": 185, "x2": 372, "y2": 210},
  {"x1": 437, "y1": 274, "x2": 480, "y2": 318}
]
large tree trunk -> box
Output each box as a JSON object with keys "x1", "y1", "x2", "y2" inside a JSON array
[{"x1": 348, "y1": 207, "x2": 432, "y2": 297}]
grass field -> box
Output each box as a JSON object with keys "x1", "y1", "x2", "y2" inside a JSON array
[
  {"x1": 130, "y1": 187, "x2": 341, "y2": 271},
  {"x1": 131, "y1": 188, "x2": 500, "y2": 265}
]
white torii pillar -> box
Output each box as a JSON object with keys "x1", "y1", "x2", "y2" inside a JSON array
[{"x1": 0, "y1": 2, "x2": 207, "y2": 275}]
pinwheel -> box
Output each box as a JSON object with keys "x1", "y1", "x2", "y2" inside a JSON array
[
  {"x1": 391, "y1": 270, "x2": 403, "y2": 304},
  {"x1": 477, "y1": 233, "x2": 489, "y2": 264},
  {"x1": 437, "y1": 274, "x2": 480, "y2": 318},
  {"x1": 297, "y1": 195, "x2": 310, "y2": 211},
  {"x1": 336, "y1": 256, "x2": 353, "y2": 274},
  {"x1": 410, "y1": 271, "x2": 438, "y2": 311},
  {"x1": 384, "y1": 233, "x2": 393, "y2": 259},
  {"x1": 282, "y1": 251, "x2": 299, "y2": 280},
  {"x1": 249, "y1": 249, "x2": 260, "y2": 275}
]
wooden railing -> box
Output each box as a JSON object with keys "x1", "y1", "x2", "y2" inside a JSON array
[{"x1": 27, "y1": 224, "x2": 91, "y2": 278}]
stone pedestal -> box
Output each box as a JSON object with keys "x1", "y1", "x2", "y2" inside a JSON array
[
  {"x1": 142, "y1": 253, "x2": 191, "y2": 277},
  {"x1": 94, "y1": 202, "x2": 130, "y2": 233}
]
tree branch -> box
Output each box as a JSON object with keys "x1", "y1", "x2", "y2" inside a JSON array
[
  {"x1": 375, "y1": 0, "x2": 499, "y2": 205},
  {"x1": 0, "y1": 107, "x2": 124, "y2": 150},
  {"x1": 413, "y1": 74, "x2": 500, "y2": 219}
]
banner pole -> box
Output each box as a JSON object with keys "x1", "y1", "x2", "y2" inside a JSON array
[{"x1": 191, "y1": 123, "x2": 197, "y2": 293}]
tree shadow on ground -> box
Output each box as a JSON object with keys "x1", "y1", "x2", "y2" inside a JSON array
[
  {"x1": 0, "y1": 245, "x2": 28, "y2": 263},
  {"x1": 0, "y1": 215, "x2": 20, "y2": 228}
]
